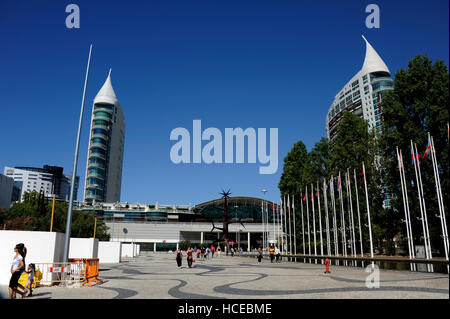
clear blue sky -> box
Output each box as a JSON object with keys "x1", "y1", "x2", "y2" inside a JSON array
[{"x1": 1, "y1": 0, "x2": 448, "y2": 206}]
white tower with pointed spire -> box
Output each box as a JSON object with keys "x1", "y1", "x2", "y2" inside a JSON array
[
  {"x1": 326, "y1": 36, "x2": 393, "y2": 140},
  {"x1": 84, "y1": 70, "x2": 125, "y2": 203}
]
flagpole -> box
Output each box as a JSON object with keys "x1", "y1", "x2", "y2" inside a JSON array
[
  {"x1": 331, "y1": 176, "x2": 339, "y2": 264},
  {"x1": 415, "y1": 143, "x2": 433, "y2": 270},
  {"x1": 347, "y1": 169, "x2": 357, "y2": 260},
  {"x1": 301, "y1": 189, "x2": 306, "y2": 257},
  {"x1": 284, "y1": 195, "x2": 287, "y2": 254},
  {"x1": 323, "y1": 180, "x2": 331, "y2": 256},
  {"x1": 306, "y1": 185, "x2": 311, "y2": 263},
  {"x1": 316, "y1": 181, "x2": 324, "y2": 263},
  {"x1": 354, "y1": 169, "x2": 364, "y2": 258},
  {"x1": 293, "y1": 194, "x2": 297, "y2": 257},
  {"x1": 430, "y1": 134, "x2": 449, "y2": 266},
  {"x1": 362, "y1": 162, "x2": 374, "y2": 269},
  {"x1": 280, "y1": 198, "x2": 284, "y2": 254},
  {"x1": 338, "y1": 173, "x2": 347, "y2": 264},
  {"x1": 396, "y1": 148, "x2": 415, "y2": 271},
  {"x1": 402, "y1": 149, "x2": 417, "y2": 271},
  {"x1": 288, "y1": 195, "x2": 292, "y2": 256},
  {"x1": 411, "y1": 140, "x2": 432, "y2": 272},
  {"x1": 311, "y1": 184, "x2": 317, "y2": 264}
]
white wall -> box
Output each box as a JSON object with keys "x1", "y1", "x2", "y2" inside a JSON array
[
  {"x1": 121, "y1": 243, "x2": 136, "y2": 258},
  {"x1": 69, "y1": 238, "x2": 99, "y2": 259},
  {"x1": 0, "y1": 230, "x2": 65, "y2": 286},
  {"x1": 98, "y1": 241, "x2": 121, "y2": 264}
]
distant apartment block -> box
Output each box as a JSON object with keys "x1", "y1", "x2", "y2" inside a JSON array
[{"x1": 3, "y1": 165, "x2": 79, "y2": 201}]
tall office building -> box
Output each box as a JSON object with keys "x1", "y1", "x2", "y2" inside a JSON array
[
  {"x1": 3, "y1": 165, "x2": 79, "y2": 201},
  {"x1": 84, "y1": 70, "x2": 125, "y2": 204},
  {"x1": 326, "y1": 36, "x2": 394, "y2": 140}
]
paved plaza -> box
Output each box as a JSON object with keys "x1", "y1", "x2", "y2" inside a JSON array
[{"x1": 1, "y1": 253, "x2": 448, "y2": 299}]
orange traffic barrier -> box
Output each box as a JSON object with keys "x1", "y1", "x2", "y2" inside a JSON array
[
  {"x1": 69, "y1": 258, "x2": 103, "y2": 287},
  {"x1": 83, "y1": 258, "x2": 103, "y2": 287}
]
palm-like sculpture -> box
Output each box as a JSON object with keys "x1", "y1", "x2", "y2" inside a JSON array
[{"x1": 211, "y1": 189, "x2": 246, "y2": 244}]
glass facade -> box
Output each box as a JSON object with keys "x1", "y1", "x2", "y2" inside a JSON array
[{"x1": 85, "y1": 102, "x2": 115, "y2": 203}]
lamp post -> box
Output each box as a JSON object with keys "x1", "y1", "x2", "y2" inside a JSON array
[
  {"x1": 62, "y1": 44, "x2": 93, "y2": 267},
  {"x1": 262, "y1": 189, "x2": 268, "y2": 251}
]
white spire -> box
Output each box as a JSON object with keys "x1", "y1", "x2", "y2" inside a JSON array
[
  {"x1": 94, "y1": 69, "x2": 118, "y2": 105},
  {"x1": 361, "y1": 35, "x2": 390, "y2": 75}
]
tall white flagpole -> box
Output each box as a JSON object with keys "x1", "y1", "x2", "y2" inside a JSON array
[
  {"x1": 353, "y1": 169, "x2": 364, "y2": 257},
  {"x1": 311, "y1": 184, "x2": 317, "y2": 263},
  {"x1": 284, "y1": 195, "x2": 288, "y2": 254},
  {"x1": 347, "y1": 169, "x2": 357, "y2": 259},
  {"x1": 430, "y1": 134, "x2": 449, "y2": 265},
  {"x1": 338, "y1": 173, "x2": 347, "y2": 261},
  {"x1": 331, "y1": 176, "x2": 339, "y2": 259},
  {"x1": 293, "y1": 194, "x2": 297, "y2": 256},
  {"x1": 63, "y1": 44, "x2": 93, "y2": 266},
  {"x1": 272, "y1": 203, "x2": 276, "y2": 246},
  {"x1": 415, "y1": 143, "x2": 433, "y2": 268},
  {"x1": 300, "y1": 189, "x2": 306, "y2": 256},
  {"x1": 280, "y1": 198, "x2": 284, "y2": 254},
  {"x1": 396, "y1": 148, "x2": 415, "y2": 271},
  {"x1": 316, "y1": 182, "x2": 324, "y2": 262},
  {"x1": 306, "y1": 185, "x2": 311, "y2": 263},
  {"x1": 362, "y1": 162, "x2": 374, "y2": 268},
  {"x1": 401, "y1": 149, "x2": 416, "y2": 270},
  {"x1": 288, "y1": 194, "x2": 292, "y2": 255},
  {"x1": 411, "y1": 141, "x2": 432, "y2": 272},
  {"x1": 323, "y1": 179, "x2": 331, "y2": 256}
]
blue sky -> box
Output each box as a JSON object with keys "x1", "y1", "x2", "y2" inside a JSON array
[{"x1": 0, "y1": 0, "x2": 448, "y2": 206}]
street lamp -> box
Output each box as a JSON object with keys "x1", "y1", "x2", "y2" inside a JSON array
[{"x1": 262, "y1": 189, "x2": 268, "y2": 251}]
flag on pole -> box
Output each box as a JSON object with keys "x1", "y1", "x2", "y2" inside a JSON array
[{"x1": 423, "y1": 139, "x2": 432, "y2": 160}]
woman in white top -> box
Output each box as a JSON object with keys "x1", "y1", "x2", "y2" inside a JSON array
[{"x1": 8, "y1": 243, "x2": 27, "y2": 299}]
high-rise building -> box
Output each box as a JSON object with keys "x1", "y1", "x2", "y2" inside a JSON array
[
  {"x1": 84, "y1": 70, "x2": 125, "y2": 204},
  {"x1": 326, "y1": 36, "x2": 394, "y2": 140},
  {"x1": 3, "y1": 165, "x2": 79, "y2": 201}
]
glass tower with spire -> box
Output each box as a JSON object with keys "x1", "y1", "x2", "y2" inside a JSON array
[
  {"x1": 326, "y1": 35, "x2": 394, "y2": 141},
  {"x1": 84, "y1": 70, "x2": 125, "y2": 204}
]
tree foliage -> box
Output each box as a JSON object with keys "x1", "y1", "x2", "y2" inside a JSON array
[
  {"x1": 279, "y1": 55, "x2": 448, "y2": 256},
  {"x1": 1, "y1": 191, "x2": 110, "y2": 241}
]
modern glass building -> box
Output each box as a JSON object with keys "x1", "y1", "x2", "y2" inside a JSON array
[
  {"x1": 84, "y1": 70, "x2": 125, "y2": 204},
  {"x1": 326, "y1": 36, "x2": 394, "y2": 140},
  {"x1": 74, "y1": 196, "x2": 278, "y2": 251}
]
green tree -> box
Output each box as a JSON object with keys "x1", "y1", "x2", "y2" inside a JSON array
[
  {"x1": 4, "y1": 191, "x2": 110, "y2": 241},
  {"x1": 379, "y1": 55, "x2": 449, "y2": 256}
]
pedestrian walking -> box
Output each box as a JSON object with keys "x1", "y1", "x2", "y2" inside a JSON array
[
  {"x1": 8, "y1": 243, "x2": 27, "y2": 299},
  {"x1": 269, "y1": 245, "x2": 275, "y2": 263},
  {"x1": 201, "y1": 247, "x2": 205, "y2": 260},
  {"x1": 257, "y1": 248, "x2": 263, "y2": 263},
  {"x1": 217, "y1": 246, "x2": 221, "y2": 257},
  {"x1": 187, "y1": 247, "x2": 193, "y2": 268},
  {"x1": 210, "y1": 245, "x2": 215, "y2": 258},
  {"x1": 23, "y1": 263, "x2": 35, "y2": 297},
  {"x1": 231, "y1": 247, "x2": 235, "y2": 257},
  {"x1": 205, "y1": 247, "x2": 210, "y2": 260},
  {"x1": 176, "y1": 249, "x2": 182, "y2": 268},
  {"x1": 275, "y1": 246, "x2": 281, "y2": 263}
]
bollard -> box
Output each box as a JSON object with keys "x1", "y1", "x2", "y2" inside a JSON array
[{"x1": 324, "y1": 258, "x2": 331, "y2": 274}]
